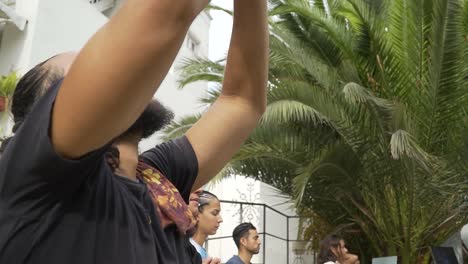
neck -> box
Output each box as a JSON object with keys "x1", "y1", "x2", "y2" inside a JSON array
[
  {"x1": 192, "y1": 230, "x2": 208, "y2": 247},
  {"x1": 114, "y1": 140, "x2": 139, "y2": 181},
  {"x1": 238, "y1": 248, "x2": 253, "y2": 264}
]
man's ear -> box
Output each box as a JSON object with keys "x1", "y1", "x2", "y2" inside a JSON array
[{"x1": 240, "y1": 236, "x2": 248, "y2": 247}]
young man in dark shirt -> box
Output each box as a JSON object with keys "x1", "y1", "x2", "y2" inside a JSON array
[
  {"x1": 0, "y1": 0, "x2": 268, "y2": 263},
  {"x1": 226, "y1": 223, "x2": 261, "y2": 264}
]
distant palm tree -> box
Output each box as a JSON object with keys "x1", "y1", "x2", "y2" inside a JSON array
[
  {"x1": 0, "y1": 72, "x2": 18, "y2": 138},
  {"x1": 163, "y1": 0, "x2": 468, "y2": 263}
]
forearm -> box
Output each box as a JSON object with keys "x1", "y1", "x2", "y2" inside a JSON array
[
  {"x1": 221, "y1": 0, "x2": 269, "y2": 114},
  {"x1": 53, "y1": 0, "x2": 207, "y2": 158},
  {"x1": 182, "y1": 1, "x2": 269, "y2": 187}
]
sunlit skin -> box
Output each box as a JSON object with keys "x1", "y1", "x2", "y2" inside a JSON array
[
  {"x1": 48, "y1": 55, "x2": 221, "y2": 264},
  {"x1": 42, "y1": 2, "x2": 265, "y2": 263},
  {"x1": 43, "y1": 53, "x2": 142, "y2": 181},
  {"x1": 48, "y1": 0, "x2": 268, "y2": 193},
  {"x1": 48, "y1": 56, "x2": 223, "y2": 264}
]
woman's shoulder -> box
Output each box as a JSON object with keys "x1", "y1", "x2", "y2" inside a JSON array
[{"x1": 189, "y1": 238, "x2": 209, "y2": 259}]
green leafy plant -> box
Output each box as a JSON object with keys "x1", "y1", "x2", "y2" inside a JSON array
[{"x1": 164, "y1": 1, "x2": 468, "y2": 263}]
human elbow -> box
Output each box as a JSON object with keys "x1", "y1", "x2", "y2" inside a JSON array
[
  {"x1": 250, "y1": 84, "x2": 267, "y2": 117},
  {"x1": 138, "y1": 1, "x2": 196, "y2": 27},
  {"x1": 244, "y1": 96, "x2": 267, "y2": 122},
  {"x1": 255, "y1": 99, "x2": 267, "y2": 117}
]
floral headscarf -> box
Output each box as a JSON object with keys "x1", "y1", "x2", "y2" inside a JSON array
[{"x1": 137, "y1": 162, "x2": 196, "y2": 233}]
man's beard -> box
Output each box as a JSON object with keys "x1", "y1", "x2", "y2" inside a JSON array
[
  {"x1": 249, "y1": 247, "x2": 260, "y2": 255},
  {"x1": 121, "y1": 99, "x2": 174, "y2": 139}
]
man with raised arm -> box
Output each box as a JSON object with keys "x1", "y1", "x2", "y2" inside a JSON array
[{"x1": 0, "y1": 0, "x2": 268, "y2": 263}]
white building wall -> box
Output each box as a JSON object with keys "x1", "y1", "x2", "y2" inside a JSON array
[
  {"x1": 0, "y1": 0, "x2": 108, "y2": 138},
  {"x1": 0, "y1": 0, "x2": 107, "y2": 75},
  {"x1": 0, "y1": 0, "x2": 38, "y2": 75},
  {"x1": 29, "y1": 0, "x2": 107, "y2": 66},
  {"x1": 0, "y1": 23, "x2": 27, "y2": 74}
]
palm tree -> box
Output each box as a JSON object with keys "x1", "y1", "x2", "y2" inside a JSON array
[
  {"x1": 163, "y1": 0, "x2": 468, "y2": 263},
  {"x1": 0, "y1": 72, "x2": 18, "y2": 138}
]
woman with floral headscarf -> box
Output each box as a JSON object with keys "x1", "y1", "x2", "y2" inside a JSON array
[{"x1": 188, "y1": 190, "x2": 223, "y2": 262}]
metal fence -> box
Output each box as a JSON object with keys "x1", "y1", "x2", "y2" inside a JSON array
[{"x1": 205, "y1": 200, "x2": 315, "y2": 264}]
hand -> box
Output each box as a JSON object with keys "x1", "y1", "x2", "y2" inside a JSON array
[
  {"x1": 343, "y1": 253, "x2": 360, "y2": 264},
  {"x1": 202, "y1": 257, "x2": 221, "y2": 264}
]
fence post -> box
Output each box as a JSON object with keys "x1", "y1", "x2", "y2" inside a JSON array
[
  {"x1": 263, "y1": 206, "x2": 266, "y2": 264},
  {"x1": 287, "y1": 217, "x2": 290, "y2": 264}
]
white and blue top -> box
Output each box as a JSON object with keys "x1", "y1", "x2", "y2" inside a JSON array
[{"x1": 189, "y1": 238, "x2": 209, "y2": 259}]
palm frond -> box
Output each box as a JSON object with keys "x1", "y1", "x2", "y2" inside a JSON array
[
  {"x1": 165, "y1": 1, "x2": 468, "y2": 262},
  {"x1": 176, "y1": 58, "x2": 225, "y2": 89},
  {"x1": 161, "y1": 115, "x2": 201, "y2": 141}
]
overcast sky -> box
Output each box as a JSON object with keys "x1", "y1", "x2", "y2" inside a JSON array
[{"x1": 208, "y1": 1, "x2": 233, "y2": 61}]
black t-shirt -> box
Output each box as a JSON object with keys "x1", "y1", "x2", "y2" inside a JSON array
[
  {"x1": 185, "y1": 236, "x2": 203, "y2": 264},
  {"x1": 0, "y1": 81, "x2": 199, "y2": 264}
]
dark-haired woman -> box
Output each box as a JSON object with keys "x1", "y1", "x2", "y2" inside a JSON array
[
  {"x1": 318, "y1": 234, "x2": 360, "y2": 264},
  {"x1": 188, "y1": 190, "x2": 223, "y2": 261}
]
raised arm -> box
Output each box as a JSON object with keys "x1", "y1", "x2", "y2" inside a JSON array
[
  {"x1": 52, "y1": 0, "x2": 209, "y2": 158},
  {"x1": 186, "y1": 0, "x2": 269, "y2": 189}
]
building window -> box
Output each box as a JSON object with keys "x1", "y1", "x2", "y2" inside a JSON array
[
  {"x1": 186, "y1": 34, "x2": 200, "y2": 55},
  {"x1": 88, "y1": 0, "x2": 115, "y2": 13}
]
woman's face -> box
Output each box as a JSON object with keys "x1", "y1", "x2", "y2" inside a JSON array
[
  {"x1": 332, "y1": 240, "x2": 348, "y2": 260},
  {"x1": 197, "y1": 199, "x2": 223, "y2": 235}
]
